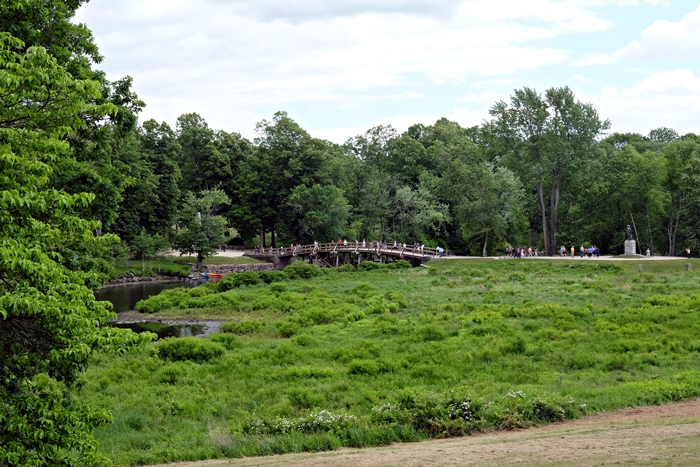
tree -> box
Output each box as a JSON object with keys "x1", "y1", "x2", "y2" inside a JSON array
[
  {"x1": 113, "y1": 119, "x2": 182, "y2": 243},
  {"x1": 288, "y1": 184, "x2": 350, "y2": 242},
  {"x1": 487, "y1": 87, "x2": 609, "y2": 255},
  {"x1": 0, "y1": 0, "x2": 102, "y2": 78},
  {"x1": 175, "y1": 189, "x2": 230, "y2": 269},
  {"x1": 457, "y1": 164, "x2": 524, "y2": 256},
  {"x1": 230, "y1": 112, "x2": 330, "y2": 246},
  {"x1": 0, "y1": 33, "x2": 150, "y2": 466},
  {"x1": 663, "y1": 135, "x2": 700, "y2": 255},
  {"x1": 388, "y1": 184, "x2": 451, "y2": 245}
]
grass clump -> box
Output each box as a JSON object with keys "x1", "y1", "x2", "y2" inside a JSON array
[{"x1": 155, "y1": 337, "x2": 225, "y2": 362}]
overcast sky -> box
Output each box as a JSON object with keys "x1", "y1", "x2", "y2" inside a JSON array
[{"x1": 75, "y1": 0, "x2": 700, "y2": 142}]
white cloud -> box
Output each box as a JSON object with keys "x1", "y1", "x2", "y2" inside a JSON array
[
  {"x1": 72, "y1": 0, "x2": 675, "y2": 138},
  {"x1": 615, "y1": 4, "x2": 700, "y2": 59},
  {"x1": 584, "y1": 4, "x2": 700, "y2": 64},
  {"x1": 573, "y1": 74, "x2": 591, "y2": 83},
  {"x1": 593, "y1": 69, "x2": 700, "y2": 135}
]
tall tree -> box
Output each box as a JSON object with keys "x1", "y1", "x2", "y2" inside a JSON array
[
  {"x1": 0, "y1": 33, "x2": 149, "y2": 466},
  {"x1": 663, "y1": 134, "x2": 700, "y2": 255},
  {"x1": 113, "y1": 120, "x2": 182, "y2": 243},
  {"x1": 486, "y1": 87, "x2": 609, "y2": 255},
  {"x1": 175, "y1": 189, "x2": 230, "y2": 269}
]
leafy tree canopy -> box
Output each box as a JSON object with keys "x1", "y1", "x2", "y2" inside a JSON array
[{"x1": 0, "y1": 33, "x2": 150, "y2": 466}]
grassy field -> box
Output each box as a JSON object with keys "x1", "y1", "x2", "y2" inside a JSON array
[{"x1": 83, "y1": 258, "x2": 700, "y2": 466}]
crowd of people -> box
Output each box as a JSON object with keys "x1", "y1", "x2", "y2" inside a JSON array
[
  {"x1": 253, "y1": 240, "x2": 446, "y2": 256},
  {"x1": 506, "y1": 245, "x2": 600, "y2": 258}
]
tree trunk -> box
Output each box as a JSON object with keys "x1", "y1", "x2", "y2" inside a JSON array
[
  {"x1": 482, "y1": 232, "x2": 488, "y2": 257},
  {"x1": 196, "y1": 253, "x2": 203, "y2": 270},
  {"x1": 630, "y1": 211, "x2": 641, "y2": 254},
  {"x1": 549, "y1": 181, "x2": 561, "y2": 257},
  {"x1": 260, "y1": 229, "x2": 265, "y2": 248},
  {"x1": 537, "y1": 181, "x2": 551, "y2": 255},
  {"x1": 271, "y1": 228, "x2": 276, "y2": 248},
  {"x1": 645, "y1": 206, "x2": 654, "y2": 255},
  {"x1": 668, "y1": 213, "x2": 681, "y2": 255}
]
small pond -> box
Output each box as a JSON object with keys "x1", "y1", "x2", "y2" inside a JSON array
[
  {"x1": 94, "y1": 280, "x2": 200, "y2": 314},
  {"x1": 95, "y1": 280, "x2": 220, "y2": 338}
]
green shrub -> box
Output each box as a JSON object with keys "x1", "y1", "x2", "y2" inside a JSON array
[
  {"x1": 358, "y1": 261, "x2": 387, "y2": 271},
  {"x1": 269, "y1": 282, "x2": 288, "y2": 294},
  {"x1": 337, "y1": 264, "x2": 356, "y2": 273},
  {"x1": 259, "y1": 270, "x2": 288, "y2": 284},
  {"x1": 156, "y1": 337, "x2": 225, "y2": 362},
  {"x1": 218, "y1": 271, "x2": 262, "y2": 291},
  {"x1": 284, "y1": 262, "x2": 324, "y2": 279},
  {"x1": 136, "y1": 294, "x2": 172, "y2": 313},
  {"x1": 387, "y1": 260, "x2": 412, "y2": 269},
  {"x1": 416, "y1": 324, "x2": 447, "y2": 342},
  {"x1": 209, "y1": 333, "x2": 241, "y2": 350},
  {"x1": 156, "y1": 365, "x2": 183, "y2": 385},
  {"x1": 278, "y1": 320, "x2": 301, "y2": 337},
  {"x1": 347, "y1": 359, "x2": 393, "y2": 375},
  {"x1": 220, "y1": 320, "x2": 263, "y2": 335},
  {"x1": 501, "y1": 335, "x2": 527, "y2": 355}
]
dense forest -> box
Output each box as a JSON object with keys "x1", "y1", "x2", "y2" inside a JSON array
[{"x1": 82, "y1": 86, "x2": 697, "y2": 259}]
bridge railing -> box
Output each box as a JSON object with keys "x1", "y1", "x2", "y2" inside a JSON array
[{"x1": 244, "y1": 242, "x2": 446, "y2": 258}]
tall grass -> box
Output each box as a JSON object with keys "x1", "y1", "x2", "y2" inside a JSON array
[{"x1": 82, "y1": 258, "x2": 700, "y2": 465}]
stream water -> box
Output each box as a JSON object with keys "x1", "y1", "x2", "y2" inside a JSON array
[{"x1": 94, "y1": 280, "x2": 218, "y2": 338}]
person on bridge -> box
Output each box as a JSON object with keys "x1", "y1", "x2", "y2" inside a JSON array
[
  {"x1": 343, "y1": 239, "x2": 347, "y2": 246},
  {"x1": 362, "y1": 239, "x2": 366, "y2": 247}
]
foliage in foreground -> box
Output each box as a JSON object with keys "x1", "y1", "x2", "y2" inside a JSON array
[
  {"x1": 81, "y1": 259, "x2": 700, "y2": 465},
  {"x1": 0, "y1": 32, "x2": 151, "y2": 466}
]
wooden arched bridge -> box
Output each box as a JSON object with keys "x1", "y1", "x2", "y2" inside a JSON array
[{"x1": 243, "y1": 242, "x2": 447, "y2": 268}]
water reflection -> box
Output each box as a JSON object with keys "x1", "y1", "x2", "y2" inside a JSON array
[
  {"x1": 94, "y1": 280, "x2": 200, "y2": 313},
  {"x1": 110, "y1": 321, "x2": 206, "y2": 339}
]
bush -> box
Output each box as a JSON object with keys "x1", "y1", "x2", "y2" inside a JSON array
[
  {"x1": 347, "y1": 359, "x2": 394, "y2": 375},
  {"x1": 220, "y1": 320, "x2": 263, "y2": 335},
  {"x1": 501, "y1": 335, "x2": 527, "y2": 355},
  {"x1": 416, "y1": 324, "x2": 447, "y2": 342},
  {"x1": 269, "y1": 282, "x2": 288, "y2": 294},
  {"x1": 218, "y1": 271, "x2": 262, "y2": 291},
  {"x1": 156, "y1": 337, "x2": 225, "y2": 362},
  {"x1": 337, "y1": 264, "x2": 356, "y2": 273},
  {"x1": 278, "y1": 320, "x2": 301, "y2": 337},
  {"x1": 388, "y1": 260, "x2": 412, "y2": 269},
  {"x1": 209, "y1": 333, "x2": 241, "y2": 350},
  {"x1": 259, "y1": 270, "x2": 288, "y2": 284},
  {"x1": 156, "y1": 263, "x2": 192, "y2": 277},
  {"x1": 284, "y1": 262, "x2": 324, "y2": 279},
  {"x1": 358, "y1": 261, "x2": 388, "y2": 271}
]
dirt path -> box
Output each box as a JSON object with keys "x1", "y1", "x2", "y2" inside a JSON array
[{"x1": 148, "y1": 399, "x2": 700, "y2": 467}]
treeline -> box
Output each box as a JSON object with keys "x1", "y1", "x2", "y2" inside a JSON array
[{"x1": 86, "y1": 94, "x2": 698, "y2": 259}]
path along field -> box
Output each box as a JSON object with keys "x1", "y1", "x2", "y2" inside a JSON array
[
  {"x1": 148, "y1": 398, "x2": 700, "y2": 467},
  {"x1": 85, "y1": 258, "x2": 700, "y2": 465}
]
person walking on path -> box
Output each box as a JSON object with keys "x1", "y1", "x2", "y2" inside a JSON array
[
  {"x1": 646, "y1": 248, "x2": 651, "y2": 259},
  {"x1": 580, "y1": 245, "x2": 584, "y2": 258},
  {"x1": 570, "y1": 246, "x2": 575, "y2": 258}
]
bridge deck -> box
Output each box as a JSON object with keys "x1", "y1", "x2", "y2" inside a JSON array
[{"x1": 244, "y1": 242, "x2": 444, "y2": 260}]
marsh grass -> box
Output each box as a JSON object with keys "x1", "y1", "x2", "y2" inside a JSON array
[{"x1": 83, "y1": 258, "x2": 700, "y2": 465}]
